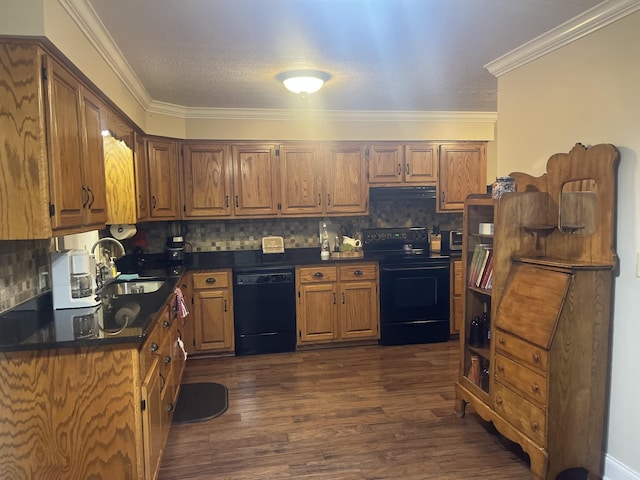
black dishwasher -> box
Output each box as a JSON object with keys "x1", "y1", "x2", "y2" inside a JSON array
[{"x1": 233, "y1": 266, "x2": 296, "y2": 356}]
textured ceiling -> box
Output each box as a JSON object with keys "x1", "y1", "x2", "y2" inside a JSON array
[{"x1": 87, "y1": 0, "x2": 602, "y2": 112}]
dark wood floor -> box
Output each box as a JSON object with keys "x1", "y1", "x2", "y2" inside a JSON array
[{"x1": 158, "y1": 341, "x2": 531, "y2": 479}]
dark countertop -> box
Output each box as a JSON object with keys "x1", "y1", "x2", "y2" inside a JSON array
[{"x1": 0, "y1": 248, "x2": 456, "y2": 353}]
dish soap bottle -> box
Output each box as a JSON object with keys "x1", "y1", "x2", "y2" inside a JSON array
[{"x1": 320, "y1": 222, "x2": 330, "y2": 260}]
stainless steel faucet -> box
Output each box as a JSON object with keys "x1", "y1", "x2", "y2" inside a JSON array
[{"x1": 91, "y1": 237, "x2": 126, "y2": 288}]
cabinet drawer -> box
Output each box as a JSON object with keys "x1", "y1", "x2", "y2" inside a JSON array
[
  {"x1": 192, "y1": 271, "x2": 229, "y2": 289},
  {"x1": 495, "y1": 329, "x2": 548, "y2": 372},
  {"x1": 298, "y1": 266, "x2": 337, "y2": 283},
  {"x1": 495, "y1": 353, "x2": 547, "y2": 406},
  {"x1": 339, "y1": 263, "x2": 377, "y2": 281},
  {"x1": 494, "y1": 381, "x2": 546, "y2": 446}
]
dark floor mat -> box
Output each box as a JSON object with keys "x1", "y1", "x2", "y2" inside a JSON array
[{"x1": 172, "y1": 382, "x2": 228, "y2": 425}]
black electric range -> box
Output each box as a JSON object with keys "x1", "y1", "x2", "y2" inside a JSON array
[{"x1": 362, "y1": 227, "x2": 451, "y2": 345}]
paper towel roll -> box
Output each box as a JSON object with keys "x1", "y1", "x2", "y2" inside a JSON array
[
  {"x1": 114, "y1": 301, "x2": 141, "y2": 326},
  {"x1": 110, "y1": 224, "x2": 137, "y2": 240}
]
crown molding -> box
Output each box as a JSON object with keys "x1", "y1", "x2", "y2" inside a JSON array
[
  {"x1": 58, "y1": 0, "x2": 151, "y2": 110},
  {"x1": 485, "y1": 0, "x2": 640, "y2": 77},
  {"x1": 149, "y1": 104, "x2": 498, "y2": 123}
]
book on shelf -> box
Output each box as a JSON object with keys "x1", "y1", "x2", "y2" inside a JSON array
[{"x1": 468, "y1": 244, "x2": 493, "y2": 289}]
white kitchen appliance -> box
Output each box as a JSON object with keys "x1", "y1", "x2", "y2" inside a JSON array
[{"x1": 51, "y1": 250, "x2": 100, "y2": 310}]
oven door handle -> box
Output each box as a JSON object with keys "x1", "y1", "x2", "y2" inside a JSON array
[{"x1": 381, "y1": 265, "x2": 449, "y2": 273}]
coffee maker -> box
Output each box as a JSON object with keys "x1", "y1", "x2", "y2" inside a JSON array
[
  {"x1": 51, "y1": 250, "x2": 100, "y2": 310},
  {"x1": 165, "y1": 236, "x2": 186, "y2": 267}
]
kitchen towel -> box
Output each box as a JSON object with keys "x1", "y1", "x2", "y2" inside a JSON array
[{"x1": 174, "y1": 287, "x2": 189, "y2": 318}]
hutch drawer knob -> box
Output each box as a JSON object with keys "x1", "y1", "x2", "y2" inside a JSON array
[
  {"x1": 495, "y1": 397, "x2": 503, "y2": 405},
  {"x1": 163, "y1": 320, "x2": 171, "y2": 329},
  {"x1": 149, "y1": 342, "x2": 159, "y2": 353},
  {"x1": 533, "y1": 353, "x2": 541, "y2": 363},
  {"x1": 164, "y1": 355, "x2": 172, "y2": 364},
  {"x1": 498, "y1": 337, "x2": 505, "y2": 344},
  {"x1": 497, "y1": 364, "x2": 504, "y2": 373},
  {"x1": 531, "y1": 421, "x2": 539, "y2": 431},
  {"x1": 205, "y1": 277, "x2": 216, "y2": 284},
  {"x1": 167, "y1": 403, "x2": 174, "y2": 413},
  {"x1": 353, "y1": 270, "x2": 363, "y2": 276},
  {"x1": 532, "y1": 383, "x2": 539, "y2": 392},
  {"x1": 313, "y1": 272, "x2": 324, "y2": 278}
]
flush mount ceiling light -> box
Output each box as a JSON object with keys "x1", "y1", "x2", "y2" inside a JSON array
[{"x1": 277, "y1": 70, "x2": 331, "y2": 95}]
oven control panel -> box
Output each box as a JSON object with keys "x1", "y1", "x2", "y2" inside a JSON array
[{"x1": 362, "y1": 227, "x2": 429, "y2": 245}]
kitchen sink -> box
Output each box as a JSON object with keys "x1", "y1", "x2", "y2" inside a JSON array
[{"x1": 109, "y1": 279, "x2": 165, "y2": 296}]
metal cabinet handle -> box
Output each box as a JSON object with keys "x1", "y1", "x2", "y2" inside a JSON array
[
  {"x1": 166, "y1": 403, "x2": 174, "y2": 413},
  {"x1": 405, "y1": 163, "x2": 410, "y2": 175},
  {"x1": 342, "y1": 292, "x2": 345, "y2": 304},
  {"x1": 318, "y1": 194, "x2": 321, "y2": 206},
  {"x1": 163, "y1": 320, "x2": 170, "y2": 329},
  {"x1": 397, "y1": 163, "x2": 401, "y2": 176},
  {"x1": 164, "y1": 355, "x2": 171, "y2": 364},
  {"x1": 327, "y1": 194, "x2": 331, "y2": 206},
  {"x1": 149, "y1": 342, "x2": 159, "y2": 353},
  {"x1": 159, "y1": 373, "x2": 165, "y2": 390},
  {"x1": 235, "y1": 195, "x2": 239, "y2": 208},
  {"x1": 224, "y1": 299, "x2": 227, "y2": 312},
  {"x1": 81, "y1": 185, "x2": 89, "y2": 208},
  {"x1": 205, "y1": 277, "x2": 216, "y2": 284},
  {"x1": 152, "y1": 195, "x2": 157, "y2": 209},
  {"x1": 353, "y1": 270, "x2": 363, "y2": 276},
  {"x1": 87, "y1": 187, "x2": 95, "y2": 208},
  {"x1": 225, "y1": 195, "x2": 229, "y2": 208},
  {"x1": 333, "y1": 293, "x2": 336, "y2": 304},
  {"x1": 313, "y1": 272, "x2": 324, "y2": 278}
]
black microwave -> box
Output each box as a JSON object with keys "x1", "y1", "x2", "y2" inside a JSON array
[{"x1": 441, "y1": 230, "x2": 463, "y2": 253}]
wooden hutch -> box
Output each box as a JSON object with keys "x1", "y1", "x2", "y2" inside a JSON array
[{"x1": 455, "y1": 143, "x2": 619, "y2": 480}]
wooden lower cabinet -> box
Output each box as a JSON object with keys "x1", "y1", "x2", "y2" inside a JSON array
[
  {"x1": 191, "y1": 270, "x2": 235, "y2": 353},
  {"x1": 0, "y1": 290, "x2": 187, "y2": 480},
  {"x1": 296, "y1": 263, "x2": 379, "y2": 346},
  {"x1": 449, "y1": 258, "x2": 463, "y2": 336}
]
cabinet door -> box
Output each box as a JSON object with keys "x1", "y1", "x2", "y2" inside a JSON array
[
  {"x1": 79, "y1": 86, "x2": 108, "y2": 226},
  {"x1": 367, "y1": 143, "x2": 404, "y2": 185},
  {"x1": 325, "y1": 143, "x2": 368, "y2": 214},
  {"x1": 279, "y1": 143, "x2": 323, "y2": 215},
  {"x1": 450, "y1": 258, "x2": 463, "y2": 335},
  {"x1": 405, "y1": 143, "x2": 438, "y2": 184},
  {"x1": 147, "y1": 138, "x2": 180, "y2": 219},
  {"x1": 297, "y1": 283, "x2": 337, "y2": 344},
  {"x1": 438, "y1": 143, "x2": 487, "y2": 212},
  {"x1": 141, "y1": 356, "x2": 163, "y2": 480},
  {"x1": 339, "y1": 280, "x2": 379, "y2": 340},
  {"x1": 46, "y1": 58, "x2": 86, "y2": 230},
  {"x1": 194, "y1": 289, "x2": 234, "y2": 352},
  {"x1": 182, "y1": 143, "x2": 232, "y2": 218},
  {"x1": 232, "y1": 144, "x2": 280, "y2": 216},
  {"x1": 134, "y1": 132, "x2": 150, "y2": 222}
]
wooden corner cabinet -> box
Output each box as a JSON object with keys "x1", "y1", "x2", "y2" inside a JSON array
[{"x1": 455, "y1": 143, "x2": 619, "y2": 480}]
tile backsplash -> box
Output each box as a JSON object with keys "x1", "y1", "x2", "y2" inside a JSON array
[
  {"x1": 137, "y1": 199, "x2": 462, "y2": 252},
  {"x1": 0, "y1": 200, "x2": 461, "y2": 314}
]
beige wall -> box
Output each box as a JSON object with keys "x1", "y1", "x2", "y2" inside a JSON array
[{"x1": 497, "y1": 11, "x2": 640, "y2": 478}]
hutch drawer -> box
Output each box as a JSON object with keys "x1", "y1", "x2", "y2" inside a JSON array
[
  {"x1": 495, "y1": 329, "x2": 548, "y2": 372},
  {"x1": 494, "y1": 381, "x2": 547, "y2": 446},
  {"x1": 495, "y1": 353, "x2": 547, "y2": 406}
]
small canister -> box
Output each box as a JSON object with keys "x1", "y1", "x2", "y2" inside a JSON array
[{"x1": 492, "y1": 176, "x2": 516, "y2": 199}]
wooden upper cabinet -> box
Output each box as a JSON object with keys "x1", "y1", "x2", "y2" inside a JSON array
[
  {"x1": 279, "y1": 143, "x2": 323, "y2": 216},
  {"x1": 47, "y1": 58, "x2": 107, "y2": 231},
  {"x1": 404, "y1": 143, "x2": 438, "y2": 184},
  {"x1": 181, "y1": 143, "x2": 232, "y2": 218},
  {"x1": 324, "y1": 143, "x2": 368, "y2": 215},
  {"x1": 134, "y1": 132, "x2": 150, "y2": 222},
  {"x1": 438, "y1": 142, "x2": 487, "y2": 212},
  {"x1": 368, "y1": 142, "x2": 437, "y2": 186},
  {"x1": 147, "y1": 138, "x2": 180, "y2": 220},
  {"x1": 368, "y1": 143, "x2": 404, "y2": 185},
  {"x1": 232, "y1": 144, "x2": 280, "y2": 216}
]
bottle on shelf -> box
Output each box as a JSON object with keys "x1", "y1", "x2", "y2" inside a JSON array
[
  {"x1": 482, "y1": 302, "x2": 490, "y2": 345},
  {"x1": 469, "y1": 316, "x2": 483, "y2": 347},
  {"x1": 480, "y1": 362, "x2": 490, "y2": 391}
]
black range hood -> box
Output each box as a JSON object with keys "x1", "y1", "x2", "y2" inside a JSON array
[{"x1": 370, "y1": 185, "x2": 437, "y2": 200}]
